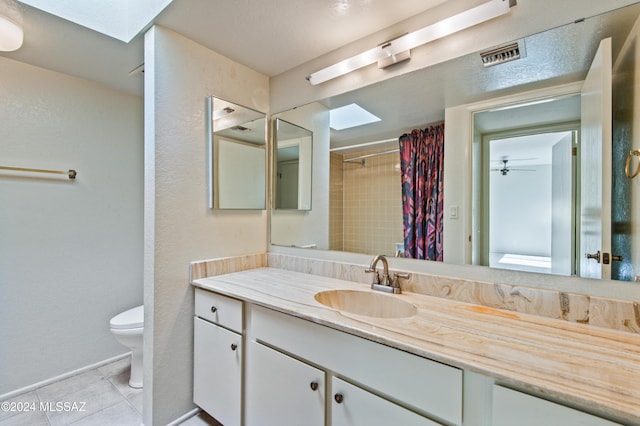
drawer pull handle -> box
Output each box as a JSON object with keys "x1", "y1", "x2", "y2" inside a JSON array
[
  {"x1": 310, "y1": 381, "x2": 318, "y2": 391},
  {"x1": 210, "y1": 306, "x2": 217, "y2": 314},
  {"x1": 230, "y1": 343, "x2": 238, "y2": 351},
  {"x1": 334, "y1": 393, "x2": 344, "y2": 404}
]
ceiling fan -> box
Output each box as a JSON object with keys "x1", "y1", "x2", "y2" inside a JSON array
[{"x1": 491, "y1": 158, "x2": 536, "y2": 176}]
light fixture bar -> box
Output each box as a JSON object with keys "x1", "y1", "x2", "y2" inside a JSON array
[
  {"x1": 306, "y1": 0, "x2": 515, "y2": 85},
  {"x1": 0, "y1": 15, "x2": 23, "y2": 52}
]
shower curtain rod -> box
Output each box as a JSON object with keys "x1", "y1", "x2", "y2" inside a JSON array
[
  {"x1": 0, "y1": 165, "x2": 77, "y2": 179},
  {"x1": 342, "y1": 148, "x2": 399, "y2": 163},
  {"x1": 330, "y1": 138, "x2": 398, "y2": 152}
]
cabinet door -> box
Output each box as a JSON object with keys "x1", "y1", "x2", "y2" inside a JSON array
[
  {"x1": 245, "y1": 341, "x2": 324, "y2": 426},
  {"x1": 492, "y1": 386, "x2": 620, "y2": 426},
  {"x1": 332, "y1": 377, "x2": 441, "y2": 426},
  {"x1": 193, "y1": 317, "x2": 242, "y2": 426}
]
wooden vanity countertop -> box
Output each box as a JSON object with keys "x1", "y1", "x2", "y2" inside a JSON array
[{"x1": 192, "y1": 267, "x2": 640, "y2": 425}]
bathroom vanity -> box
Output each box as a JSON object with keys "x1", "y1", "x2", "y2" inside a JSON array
[{"x1": 191, "y1": 267, "x2": 639, "y2": 426}]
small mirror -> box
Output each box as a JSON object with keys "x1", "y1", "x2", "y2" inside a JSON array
[
  {"x1": 274, "y1": 118, "x2": 313, "y2": 210},
  {"x1": 207, "y1": 97, "x2": 266, "y2": 210}
]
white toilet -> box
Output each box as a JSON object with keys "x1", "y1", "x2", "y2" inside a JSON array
[{"x1": 110, "y1": 305, "x2": 144, "y2": 388}]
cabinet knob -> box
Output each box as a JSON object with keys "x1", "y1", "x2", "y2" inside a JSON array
[
  {"x1": 310, "y1": 381, "x2": 319, "y2": 391},
  {"x1": 210, "y1": 306, "x2": 217, "y2": 313},
  {"x1": 334, "y1": 393, "x2": 344, "y2": 404},
  {"x1": 230, "y1": 343, "x2": 238, "y2": 351}
]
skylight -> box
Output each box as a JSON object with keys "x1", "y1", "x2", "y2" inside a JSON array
[
  {"x1": 330, "y1": 103, "x2": 381, "y2": 131},
  {"x1": 18, "y1": 0, "x2": 174, "y2": 42}
]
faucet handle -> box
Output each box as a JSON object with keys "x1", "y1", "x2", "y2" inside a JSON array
[
  {"x1": 365, "y1": 267, "x2": 380, "y2": 284},
  {"x1": 391, "y1": 272, "x2": 411, "y2": 287}
]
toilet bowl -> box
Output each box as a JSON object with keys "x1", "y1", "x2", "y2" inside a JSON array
[{"x1": 110, "y1": 305, "x2": 144, "y2": 388}]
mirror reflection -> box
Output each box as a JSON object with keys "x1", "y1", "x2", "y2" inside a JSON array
[
  {"x1": 208, "y1": 97, "x2": 266, "y2": 210},
  {"x1": 273, "y1": 118, "x2": 313, "y2": 211},
  {"x1": 473, "y1": 99, "x2": 580, "y2": 276},
  {"x1": 270, "y1": 3, "x2": 640, "y2": 282}
]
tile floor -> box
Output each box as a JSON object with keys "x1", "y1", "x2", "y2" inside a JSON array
[{"x1": 0, "y1": 357, "x2": 220, "y2": 426}]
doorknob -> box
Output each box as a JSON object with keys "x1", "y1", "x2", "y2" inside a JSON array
[
  {"x1": 585, "y1": 251, "x2": 601, "y2": 263},
  {"x1": 585, "y1": 251, "x2": 624, "y2": 264}
]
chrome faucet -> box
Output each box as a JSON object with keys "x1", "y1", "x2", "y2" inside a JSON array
[{"x1": 365, "y1": 255, "x2": 410, "y2": 294}]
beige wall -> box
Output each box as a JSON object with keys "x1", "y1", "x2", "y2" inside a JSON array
[{"x1": 144, "y1": 26, "x2": 268, "y2": 425}]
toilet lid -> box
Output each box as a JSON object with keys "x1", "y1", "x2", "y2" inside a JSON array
[{"x1": 110, "y1": 305, "x2": 144, "y2": 329}]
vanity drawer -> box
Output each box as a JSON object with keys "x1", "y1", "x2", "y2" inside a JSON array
[{"x1": 195, "y1": 288, "x2": 243, "y2": 333}]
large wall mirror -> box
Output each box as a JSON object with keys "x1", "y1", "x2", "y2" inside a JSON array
[
  {"x1": 270, "y1": 2, "x2": 640, "y2": 283},
  {"x1": 207, "y1": 97, "x2": 266, "y2": 210}
]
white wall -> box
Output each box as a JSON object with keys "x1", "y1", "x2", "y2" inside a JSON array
[
  {"x1": 0, "y1": 56, "x2": 143, "y2": 396},
  {"x1": 490, "y1": 165, "x2": 552, "y2": 257},
  {"x1": 270, "y1": 102, "x2": 330, "y2": 249},
  {"x1": 144, "y1": 26, "x2": 268, "y2": 425}
]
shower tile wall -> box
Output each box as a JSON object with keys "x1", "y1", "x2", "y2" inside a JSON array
[
  {"x1": 330, "y1": 149, "x2": 403, "y2": 256},
  {"x1": 329, "y1": 153, "x2": 344, "y2": 251}
]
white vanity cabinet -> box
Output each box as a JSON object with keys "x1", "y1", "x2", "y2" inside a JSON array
[
  {"x1": 193, "y1": 284, "x2": 625, "y2": 426},
  {"x1": 492, "y1": 386, "x2": 622, "y2": 426},
  {"x1": 193, "y1": 289, "x2": 243, "y2": 426},
  {"x1": 245, "y1": 340, "x2": 324, "y2": 426},
  {"x1": 247, "y1": 303, "x2": 462, "y2": 425}
]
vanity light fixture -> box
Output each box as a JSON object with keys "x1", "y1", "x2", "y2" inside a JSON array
[
  {"x1": 306, "y1": 0, "x2": 516, "y2": 85},
  {"x1": 0, "y1": 13, "x2": 22, "y2": 51}
]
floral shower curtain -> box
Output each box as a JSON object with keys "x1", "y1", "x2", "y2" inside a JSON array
[{"x1": 399, "y1": 123, "x2": 445, "y2": 261}]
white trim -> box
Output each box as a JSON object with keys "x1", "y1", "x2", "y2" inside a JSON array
[
  {"x1": 0, "y1": 352, "x2": 131, "y2": 401},
  {"x1": 165, "y1": 408, "x2": 202, "y2": 426},
  {"x1": 443, "y1": 81, "x2": 584, "y2": 265}
]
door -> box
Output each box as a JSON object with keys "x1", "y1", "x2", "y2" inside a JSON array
[
  {"x1": 245, "y1": 341, "x2": 324, "y2": 426},
  {"x1": 331, "y1": 377, "x2": 440, "y2": 426},
  {"x1": 551, "y1": 133, "x2": 574, "y2": 275},
  {"x1": 580, "y1": 38, "x2": 613, "y2": 279},
  {"x1": 276, "y1": 160, "x2": 299, "y2": 209},
  {"x1": 193, "y1": 317, "x2": 242, "y2": 426}
]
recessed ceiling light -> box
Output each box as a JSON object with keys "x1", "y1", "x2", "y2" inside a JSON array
[{"x1": 330, "y1": 103, "x2": 381, "y2": 130}]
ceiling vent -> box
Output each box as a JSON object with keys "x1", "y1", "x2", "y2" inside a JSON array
[{"x1": 480, "y1": 40, "x2": 525, "y2": 67}]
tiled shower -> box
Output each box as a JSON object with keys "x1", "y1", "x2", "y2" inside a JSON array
[{"x1": 330, "y1": 148, "x2": 404, "y2": 256}]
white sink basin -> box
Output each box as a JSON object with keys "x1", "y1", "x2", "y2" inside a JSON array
[{"x1": 314, "y1": 289, "x2": 417, "y2": 319}]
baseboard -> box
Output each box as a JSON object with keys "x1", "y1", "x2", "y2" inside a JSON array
[
  {"x1": 165, "y1": 407, "x2": 201, "y2": 426},
  {"x1": 0, "y1": 352, "x2": 131, "y2": 401}
]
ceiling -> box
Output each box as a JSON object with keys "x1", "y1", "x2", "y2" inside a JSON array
[
  {"x1": 0, "y1": 0, "x2": 449, "y2": 96},
  {"x1": 1, "y1": 0, "x2": 639, "y2": 151}
]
